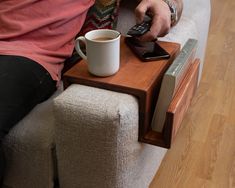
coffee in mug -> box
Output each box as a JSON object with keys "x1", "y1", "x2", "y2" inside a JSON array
[
  {"x1": 92, "y1": 37, "x2": 114, "y2": 41},
  {"x1": 75, "y1": 29, "x2": 121, "y2": 77}
]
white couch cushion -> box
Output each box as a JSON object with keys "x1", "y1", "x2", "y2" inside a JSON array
[{"x1": 2, "y1": 87, "x2": 62, "y2": 188}]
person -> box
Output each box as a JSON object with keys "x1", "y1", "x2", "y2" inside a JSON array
[
  {"x1": 0, "y1": 0, "x2": 183, "y2": 185},
  {"x1": 135, "y1": 0, "x2": 183, "y2": 41}
]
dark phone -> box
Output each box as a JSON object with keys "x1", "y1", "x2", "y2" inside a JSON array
[{"x1": 125, "y1": 37, "x2": 170, "y2": 62}]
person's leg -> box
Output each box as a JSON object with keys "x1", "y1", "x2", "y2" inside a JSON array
[
  {"x1": 0, "y1": 55, "x2": 57, "y2": 185},
  {"x1": 0, "y1": 146, "x2": 4, "y2": 186}
]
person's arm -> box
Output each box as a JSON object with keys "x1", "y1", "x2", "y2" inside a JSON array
[{"x1": 135, "y1": 0, "x2": 183, "y2": 41}]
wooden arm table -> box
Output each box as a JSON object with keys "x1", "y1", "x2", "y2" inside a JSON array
[{"x1": 63, "y1": 37, "x2": 199, "y2": 148}]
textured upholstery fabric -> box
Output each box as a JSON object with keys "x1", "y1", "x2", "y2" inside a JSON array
[
  {"x1": 2, "y1": 87, "x2": 62, "y2": 188},
  {"x1": 54, "y1": 84, "x2": 167, "y2": 188}
]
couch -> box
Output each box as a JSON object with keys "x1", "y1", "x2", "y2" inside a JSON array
[{"x1": 2, "y1": 0, "x2": 211, "y2": 187}]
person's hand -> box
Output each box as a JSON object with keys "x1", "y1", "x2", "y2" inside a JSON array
[{"x1": 135, "y1": 0, "x2": 171, "y2": 41}]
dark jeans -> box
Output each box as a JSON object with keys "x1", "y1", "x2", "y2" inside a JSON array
[{"x1": 0, "y1": 55, "x2": 57, "y2": 185}]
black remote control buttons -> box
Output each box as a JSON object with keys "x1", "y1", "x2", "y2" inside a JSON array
[{"x1": 127, "y1": 21, "x2": 151, "y2": 37}]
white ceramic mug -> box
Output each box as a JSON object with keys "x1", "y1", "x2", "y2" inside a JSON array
[{"x1": 75, "y1": 29, "x2": 121, "y2": 77}]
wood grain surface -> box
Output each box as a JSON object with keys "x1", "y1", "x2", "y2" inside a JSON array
[{"x1": 150, "y1": 0, "x2": 235, "y2": 187}]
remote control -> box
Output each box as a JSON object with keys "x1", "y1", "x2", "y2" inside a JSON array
[{"x1": 127, "y1": 20, "x2": 151, "y2": 37}]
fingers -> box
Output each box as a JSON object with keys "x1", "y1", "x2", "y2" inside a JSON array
[
  {"x1": 141, "y1": 14, "x2": 171, "y2": 41},
  {"x1": 135, "y1": 0, "x2": 172, "y2": 41},
  {"x1": 135, "y1": 1, "x2": 149, "y2": 24},
  {"x1": 138, "y1": 17, "x2": 168, "y2": 41}
]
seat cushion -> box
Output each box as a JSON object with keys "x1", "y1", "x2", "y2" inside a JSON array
[{"x1": 2, "y1": 87, "x2": 62, "y2": 188}]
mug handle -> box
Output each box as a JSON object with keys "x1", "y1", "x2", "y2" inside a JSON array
[{"x1": 75, "y1": 36, "x2": 87, "y2": 60}]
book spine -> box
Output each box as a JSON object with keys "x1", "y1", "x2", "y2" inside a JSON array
[
  {"x1": 166, "y1": 39, "x2": 198, "y2": 93},
  {"x1": 151, "y1": 39, "x2": 198, "y2": 133}
]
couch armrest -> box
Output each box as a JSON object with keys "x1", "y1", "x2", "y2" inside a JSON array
[{"x1": 53, "y1": 84, "x2": 167, "y2": 188}]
